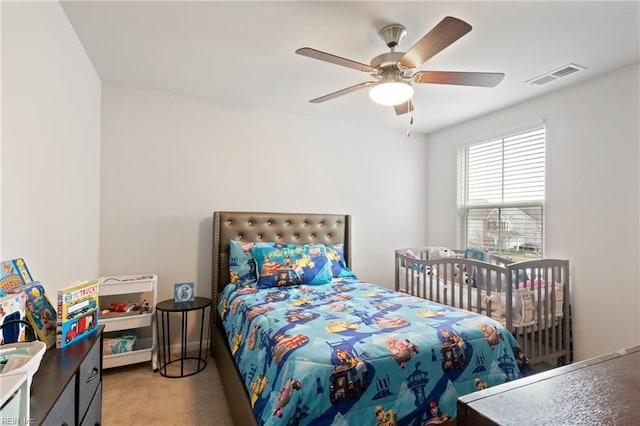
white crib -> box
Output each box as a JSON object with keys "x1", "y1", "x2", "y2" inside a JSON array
[{"x1": 395, "y1": 247, "x2": 571, "y2": 365}]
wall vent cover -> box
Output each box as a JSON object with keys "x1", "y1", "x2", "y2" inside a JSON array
[{"x1": 526, "y1": 63, "x2": 586, "y2": 86}]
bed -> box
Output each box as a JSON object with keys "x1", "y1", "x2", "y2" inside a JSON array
[
  {"x1": 395, "y1": 247, "x2": 571, "y2": 366},
  {"x1": 212, "y1": 212, "x2": 532, "y2": 426}
]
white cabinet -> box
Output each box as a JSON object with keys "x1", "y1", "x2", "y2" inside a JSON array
[{"x1": 98, "y1": 274, "x2": 158, "y2": 371}]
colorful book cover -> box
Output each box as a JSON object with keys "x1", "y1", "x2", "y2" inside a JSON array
[
  {"x1": 23, "y1": 282, "x2": 58, "y2": 348},
  {"x1": 0, "y1": 292, "x2": 28, "y2": 344},
  {"x1": 0, "y1": 258, "x2": 33, "y2": 296},
  {"x1": 56, "y1": 279, "x2": 99, "y2": 348}
]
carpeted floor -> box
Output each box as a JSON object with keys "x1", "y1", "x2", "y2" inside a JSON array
[
  {"x1": 102, "y1": 358, "x2": 233, "y2": 425},
  {"x1": 102, "y1": 357, "x2": 553, "y2": 425}
]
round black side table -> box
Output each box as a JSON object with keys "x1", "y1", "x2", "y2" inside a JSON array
[{"x1": 156, "y1": 296, "x2": 212, "y2": 378}]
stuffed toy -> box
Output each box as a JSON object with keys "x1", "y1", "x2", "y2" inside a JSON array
[
  {"x1": 427, "y1": 247, "x2": 455, "y2": 260},
  {"x1": 453, "y1": 265, "x2": 477, "y2": 287},
  {"x1": 404, "y1": 249, "x2": 425, "y2": 273},
  {"x1": 405, "y1": 249, "x2": 419, "y2": 259},
  {"x1": 452, "y1": 263, "x2": 463, "y2": 277},
  {"x1": 424, "y1": 265, "x2": 437, "y2": 277},
  {"x1": 427, "y1": 247, "x2": 464, "y2": 282},
  {"x1": 456, "y1": 271, "x2": 471, "y2": 285},
  {"x1": 404, "y1": 250, "x2": 438, "y2": 278}
]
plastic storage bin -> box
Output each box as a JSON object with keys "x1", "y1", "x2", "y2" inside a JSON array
[{"x1": 0, "y1": 340, "x2": 47, "y2": 387}]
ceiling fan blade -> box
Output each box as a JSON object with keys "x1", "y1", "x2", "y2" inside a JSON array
[
  {"x1": 296, "y1": 47, "x2": 374, "y2": 73},
  {"x1": 399, "y1": 16, "x2": 472, "y2": 69},
  {"x1": 309, "y1": 81, "x2": 375, "y2": 103},
  {"x1": 394, "y1": 100, "x2": 414, "y2": 115},
  {"x1": 414, "y1": 71, "x2": 505, "y2": 87}
]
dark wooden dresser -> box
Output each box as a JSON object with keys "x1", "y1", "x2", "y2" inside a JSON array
[
  {"x1": 29, "y1": 326, "x2": 103, "y2": 425},
  {"x1": 457, "y1": 345, "x2": 639, "y2": 425}
]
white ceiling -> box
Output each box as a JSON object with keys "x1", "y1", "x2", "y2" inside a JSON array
[{"x1": 60, "y1": 1, "x2": 640, "y2": 135}]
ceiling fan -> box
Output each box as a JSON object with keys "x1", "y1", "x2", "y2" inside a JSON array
[{"x1": 296, "y1": 16, "x2": 505, "y2": 115}]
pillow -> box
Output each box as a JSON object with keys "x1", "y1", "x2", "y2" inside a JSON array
[
  {"x1": 325, "y1": 243, "x2": 357, "y2": 279},
  {"x1": 229, "y1": 240, "x2": 285, "y2": 286},
  {"x1": 251, "y1": 243, "x2": 333, "y2": 288}
]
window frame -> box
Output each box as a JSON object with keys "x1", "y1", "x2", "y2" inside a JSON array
[{"x1": 457, "y1": 125, "x2": 546, "y2": 260}]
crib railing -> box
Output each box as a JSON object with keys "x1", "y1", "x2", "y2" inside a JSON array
[
  {"x1": 508, "y1": 259, "x2": 571, "y2": 364},
  {"x1": 395, "y1": 247, "x2": 571, "y2": 365}
]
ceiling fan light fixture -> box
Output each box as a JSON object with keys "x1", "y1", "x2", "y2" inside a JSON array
[{"x1": 369, "y1": 79, "x2": 414, "y2": 106}]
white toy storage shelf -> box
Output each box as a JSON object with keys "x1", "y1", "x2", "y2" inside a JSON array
[
  {"x1": 1, "y1": 372, "x2": 29, "y2": 420},
  {"x1": 98, "y1": 274, "x2": 158, "y2": 371}
]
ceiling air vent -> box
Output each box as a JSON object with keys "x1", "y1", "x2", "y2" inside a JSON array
[{"x1": 526, "y1": 63, "x2": 586, "y2": 86}]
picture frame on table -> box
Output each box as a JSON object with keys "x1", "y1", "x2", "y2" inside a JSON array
[{"x1": 174, "y1": 282, "x2": 194, "y2": 303}]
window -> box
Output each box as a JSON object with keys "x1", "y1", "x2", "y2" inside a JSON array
[{"x1": 457, "y1": 125, "x2": 545, "y2": 260}]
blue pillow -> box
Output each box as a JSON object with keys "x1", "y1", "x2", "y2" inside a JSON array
[
  {"x1": 325, "y1": 243, "x2": 357, "y2": 279},
  {"x1": 229, "y1": 240, "x2": 285, "y2": 286},
  {"x1": 251, "y1": 243, "x2": 333, "y2": 288}
]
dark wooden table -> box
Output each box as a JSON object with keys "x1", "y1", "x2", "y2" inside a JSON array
[{"x1": 457, "y1": 345, "x2": 640, "y2": 425}]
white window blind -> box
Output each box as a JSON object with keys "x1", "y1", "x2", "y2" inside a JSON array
[{"x1": 457, "y1": 126, "x2": 545, "y2": 260}]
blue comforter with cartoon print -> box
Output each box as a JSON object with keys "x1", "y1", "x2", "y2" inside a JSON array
[{"x1": 218, "y1": 279, "x2": 529, "y2": 426}]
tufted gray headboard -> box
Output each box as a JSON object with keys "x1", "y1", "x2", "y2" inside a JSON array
[
  {"x1": 211, "y1": 211, "x2": 351, "y2": 317},
  {"x1": 210, "y1": 211, "x2": 351, "y2": 425}
]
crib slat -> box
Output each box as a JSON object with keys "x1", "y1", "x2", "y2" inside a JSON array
[
  {"x1": 537, "y1": 266, "x2": 543, "y2": 358},
  {"x1": 551, "y1": 266, "x2": 556, "y2": 356}
]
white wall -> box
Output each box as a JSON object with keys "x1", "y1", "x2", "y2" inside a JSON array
[
  {"x1": 100, "y1": 83, "x2": 429, "y2": 303},
  {"x1": 1, "y1": 2, "x2": 101, "y2": 292},
  {"x1": 425, "y1": 63, "x2": 640, "y2": 361}
]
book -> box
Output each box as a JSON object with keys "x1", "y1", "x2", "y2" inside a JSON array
[
  {"x1": 0, "y1": 258, "x2": 33, "y2": 296},
  {"x1": 0, "y1": 258, "x2": 57, "y2": 348},
  {"x1": 56, "y1": 279, "x2": 99, "y2": 348},
  {"x1": 22, "y1": 282, "x2": 58, "y2": 348},
  {"x1": 0, "y1": 291, "x2": 28, "y2": 344}
]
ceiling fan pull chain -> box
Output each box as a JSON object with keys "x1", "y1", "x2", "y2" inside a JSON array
[{"x1": 406, "y1": 101, "x2": 413, "y2": 137}]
